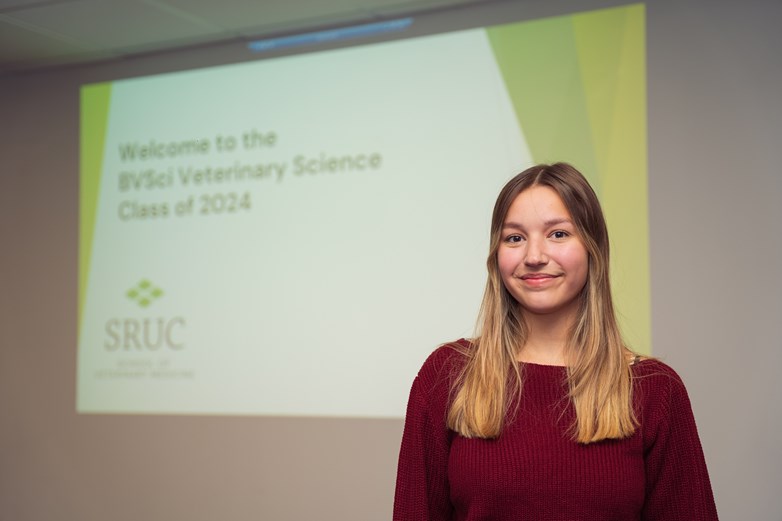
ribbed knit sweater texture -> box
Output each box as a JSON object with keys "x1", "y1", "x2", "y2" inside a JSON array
[{"x1": 394, "y1": 340, "x2": 718, "y2": 520}]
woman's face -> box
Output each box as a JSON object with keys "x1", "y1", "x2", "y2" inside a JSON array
[{"x1": 497, "y1": 185, "x2": 589, "y2": 319}]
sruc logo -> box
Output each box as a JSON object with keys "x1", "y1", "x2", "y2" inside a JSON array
[{"x1": 104, "y1": 279, "x2": 186, "y2": 351}]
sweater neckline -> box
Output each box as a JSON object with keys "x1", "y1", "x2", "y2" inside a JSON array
[
  {"x1": 519, "y1": 359, "x2": 655, "y2": 373},
  {"x1": 520, "y1": 361, "x2": 568, "y2": 369}
]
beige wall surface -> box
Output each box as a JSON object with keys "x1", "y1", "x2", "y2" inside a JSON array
[
  {"x1": 1, "y1": 0, "x2": 780, "y2": 520},
  {"x1": 646, "y1": 2, "x2": 782, "y2": 519}
]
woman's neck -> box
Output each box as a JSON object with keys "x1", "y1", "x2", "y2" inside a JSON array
[{"x1": 518, "y1": 308, "x2": 577, "y2": 366}]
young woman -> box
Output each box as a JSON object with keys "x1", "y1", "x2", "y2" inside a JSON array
[{"x1": 393, "y1": 163, "x2": 718, "y2": 520}]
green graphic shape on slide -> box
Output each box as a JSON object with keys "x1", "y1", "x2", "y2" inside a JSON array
[
  {"x1": 80, "y1": 82, "x2": 112, "y2": 330},
  {"x1": 126, "y1": 279, "x2": 165, "y2": 308},
  {"x1": 487, "y1": 3, "x2": 650, "y2": 354}
]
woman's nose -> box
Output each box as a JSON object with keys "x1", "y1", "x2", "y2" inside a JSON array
[{"x1": 524, "y1": 237, "x2": 548, "y2": 266}]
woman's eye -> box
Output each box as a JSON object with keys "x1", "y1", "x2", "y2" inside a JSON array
[
  {"x1": 505, "y1": 235, "x2": 523, "y2": 243},
  {"x1": 551, "y1": 230, "x2": 569, "y2": 239}
]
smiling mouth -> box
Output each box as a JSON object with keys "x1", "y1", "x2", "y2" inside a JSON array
[{"x1": 520, "y1": 273, "x2": 559, "y2": 280}]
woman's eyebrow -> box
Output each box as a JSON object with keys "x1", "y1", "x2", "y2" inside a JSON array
[
  {"x1": 543, "y1": 218, "x2": 573, "y2": 226},
  {"x1": 501, "y1": 221, "x2": 524, "y2": 230},
  {"x1": 503, "y1": 218, "x2": 572, "y2": 229}
]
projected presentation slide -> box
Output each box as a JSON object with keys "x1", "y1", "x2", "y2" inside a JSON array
[{"x1": 78, "y1": 4, "x2": 648, "y2": 417}]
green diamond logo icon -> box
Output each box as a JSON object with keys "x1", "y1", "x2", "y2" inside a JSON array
[{"x1": 127, "y1": 279, "x2": 164, "y2": 308}]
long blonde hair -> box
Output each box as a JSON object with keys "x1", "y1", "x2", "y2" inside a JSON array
[{"x1": 447, "y1": 163, "x2": 637, "y2": 443}]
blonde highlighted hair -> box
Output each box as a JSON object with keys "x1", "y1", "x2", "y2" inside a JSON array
[{"x1": 447, "y1": 163, "x2": 637, "y2": 443}]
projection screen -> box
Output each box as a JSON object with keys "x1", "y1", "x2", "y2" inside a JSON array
[{"x1": 78, "y1": 3, "x2": 648, "y2": 417}]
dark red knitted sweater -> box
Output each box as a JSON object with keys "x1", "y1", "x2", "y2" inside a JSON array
[{"x1": 393, "y1": 341, "x2": 718, "y2": 521}]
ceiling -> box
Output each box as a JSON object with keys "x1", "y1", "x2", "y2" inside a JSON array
[{"x1": 0, "y1": 0, "x2": 495, "y2": 76}]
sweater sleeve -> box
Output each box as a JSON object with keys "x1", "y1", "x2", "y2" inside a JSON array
[
  {"x1": 640, "y1": 364, "x2": 719, "y2": 521},
  {"x1": 393, "y1": 353, "x2": 455, "y2": 521}
]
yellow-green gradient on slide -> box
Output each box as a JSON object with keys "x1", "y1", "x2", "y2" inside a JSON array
[
  {"x1": 487, "y1": 4, "x2": 650, "y2": 354},
  {"x1": 79, "y1": 83, "x2": 112, "y2": 333}
]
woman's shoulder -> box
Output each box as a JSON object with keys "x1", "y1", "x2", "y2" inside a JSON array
[
  {"x1": 631, "y1": 357, "x2": 685, "y2": 384},
  {"x1": 630, "y1": 357, "x2": 693, "y2": 412},
  {"x1": 414, "y1": 338, "x2": 471, "y2": 388},
  {"x1": 629, "y1": 358, "x2": 706, "y2": 458},
  {"x1": 419, "y1": 338, "x2": 472, "y2": 371}
]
